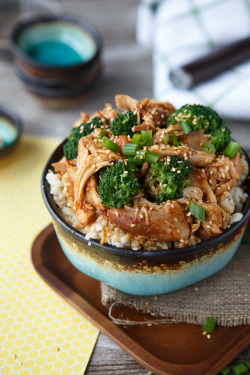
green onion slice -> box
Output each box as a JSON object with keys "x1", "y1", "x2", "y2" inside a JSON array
[
  {"x1": 202, "y1": 317, "x2": 216, "y2": 334},
  {"x1": 131, "y1": 133, "x2": 146, "y2": 148},
  {"x1": 164, "y1": 133, "x2": 182, "y2": 147},
  {"x1": 244, "y1": 360, "x2": 250, "y2": 371},
  {"x1": 232, "y1": 363, "x2": 248, "y2": 375},
  {"x1": 102, "y1": 137, "x2": 119, "y2": 152},
  {"x1": 201, "y1": 142, "x2": 216, "y2": 154},
  {"x1": 217, "y1": 367, "x2": 230, "y2": 375},
  {"x1": 128, "y1": 156, "x2": 144, "y2": 165},
  {"x1": 180, "y1": 121, "x2": 192, "y2": 134},
  {"x1": 141, "y1": 130, "x2": 153, "y2": 146},
  {"x1": 96, "y1": 129, "x2": 107, "y2": 139},
  {"x1": 144, "y1": 151, "x2": 160, "y2": 164},
  {"x1": 189, "y1": 201, "x2": 205, "y2": 222},
  {"x1": 122, "y1": 143, "x2": 139, "y2": 157},
  {"x1": 223, "y1": 141, "x2": 241, "y2": 159}
]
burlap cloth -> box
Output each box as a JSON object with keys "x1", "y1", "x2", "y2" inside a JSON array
[{"x1": 101, "y1": 235, "x2": 250, "y2": 327}]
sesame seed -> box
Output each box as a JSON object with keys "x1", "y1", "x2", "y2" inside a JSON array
[
  {"x1": 207, "y1": 334, "x2": 211, "y2": 339},
  {"x1": 174, "y1": 217, "x2": 178, "y2": 222},
  {"x1": 131, "y1": 224, "x2": 136, "y2": 227},
  {"x1": 202, "y1": 331, "x2": 207, "y2": 335}
]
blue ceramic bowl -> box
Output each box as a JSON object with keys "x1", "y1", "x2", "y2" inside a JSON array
[
  {"x1": 0, "y1": 104, "x2": 23, "y2": 157},
  {"x1": 10, "y1": 14, "x2": 102, "y2": 98},
  {"x1": 41, "y1": 140, "x2": 250, "y2": 296}
]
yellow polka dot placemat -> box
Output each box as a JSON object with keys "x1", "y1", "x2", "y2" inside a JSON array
[{"x1": 0, "y1": 135, "x2": 99, "y2": 375}]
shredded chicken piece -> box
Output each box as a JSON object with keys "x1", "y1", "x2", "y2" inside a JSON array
[
  {"x1": 85, "y1": 175, "x2": 105, "y2": 210},
  {"x1": 153, "y1": 125, "x2": 183, "y2": 144},
  {"x1": 150, "y1": 144, "x2": 215, "y2": 167},
  {"x1": 115, "y1": 94, "x2": 176, "y2": 131},
  {"x1": 199, "y1": 202, "x2": 223, "y2": 237},
  {"x1": 73, "y1": 112, "x2": 90, "y2": 128},
  {"x1": 90, "y1": 103, "x2": 119, "y2": 123},
  {"x1": 182, "y1": 186, "x2": 203, "y2": 201},
  {"x1": 179, "y1": 130, "x2": 210, "y2": 151},
  {"x1": 108, "y1": 200, "x2": 190, "y2": 242},
  {"x1": 190, "y1": 168, "x2": 217, "y2": 203},
  {"x1": 113, "y1": 135, "x2": 130, "y2": 154},
  {"x1": 52, "y1": 157, "x2": 74, "y2": 175},
  {"x1": 63, "y1": 173, "x2": 96, "y2": 226}
]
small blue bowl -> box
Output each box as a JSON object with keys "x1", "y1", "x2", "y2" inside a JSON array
[
  {"x1": 41, "y1": 140, "x2": 250, "y2": 296},
  {"x1": 0, "y1": 104, "x2": 23, "y2": 157},
  {"x1": 10, "y1": 14, "x2": 102, "y2": 99}
]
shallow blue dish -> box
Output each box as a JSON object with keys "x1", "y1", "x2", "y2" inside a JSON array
[
  {"x1": 41, "y1": 140, "x2": 250, "y2": 296},
  {"x1": 10, "y1": 14, "x2": 102, "y2": 99},
  {"x1": 0, "y1": 105, "x2": 23, "y2": 157}
]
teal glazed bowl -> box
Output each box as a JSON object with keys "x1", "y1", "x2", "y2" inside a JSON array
[
  {"x1": 10, "y1": 14, "x2": 102, "y2": 98},
  {"x1": 41, "y1": 140, "x2": 250, "y2": 296},
  {"x1": 0, "y1": 104, "x2": 23, "y2": 157}
]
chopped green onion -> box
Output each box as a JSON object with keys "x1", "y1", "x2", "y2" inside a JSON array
[
  {"x1": 102, "y1": 136, "x2": 119, "y2": 152},
  {"x1": 164, "y1": 133, "x2": 182, "y2": 147},
  {"x1": 122, "y1": 143, "x2": 139, "y2": 157},
  {"x1": 217, "y1": 367, "x2": 230, "y2": 375},
  {"x1": 128, "y1": 156, "x2": 144, "y2": 165},
  {"x1": 202, "y1": 142, "x2": 216, "y2": 154},
  {"x1": 189, "y1": 201, "x2": 205, "y2": 222},
  {"x1": 223, "y1": 141, "x2": 241, "y2": 159},
  {"x1": 180, "y1": 121, "x2": 192, "y2": 134},
  {"x1": 232, "y1": 363, "x2": 248, "y2": 375},
  {"x1": 96, "y1": 129, "x2": 107, "y2": 138},
  {"x1": 144, "y1": 151, "x2": 160, "y2": 164},
  {"x1": 141, "y1": 130, "x2": 153, "y2": 146},
  {"x1": 244, "y1": 360, "x2": 250, "y2": 370},
  {"x1": 203, "y1": 317, "x2": 216, "y2": 334},
  {"x1": 131, "y1": 133, "x2": 146, "y2": 148}
]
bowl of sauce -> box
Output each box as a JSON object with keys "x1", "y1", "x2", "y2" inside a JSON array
[
  {"x1": 10, "y1": 14, "x2": 102, "y2": 98},
  {"x1": 0, "y1": 105, "x2": 23, "y2": 156}
]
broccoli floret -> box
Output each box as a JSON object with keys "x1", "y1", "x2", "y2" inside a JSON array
[
  {"x1": 148, "y1": 157, "x2": 193, "y2": 204},
  {"x1": 97, "y1": 161, "x2": 141, "y2": 208},
  {"x1": 63, "y1": 117, "x2": 103, "y2": 160},
  {"x1": 110, "y1": 110, "x2": 137, "y2": 137},
  {"x1": 166, "y1": 104, "x2": 230, "y2": 152}
]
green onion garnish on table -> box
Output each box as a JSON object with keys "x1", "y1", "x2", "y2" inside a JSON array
[
  {"x1": 180, "y1": 121, "x2": 192, "y2": 134},
  {"x1": 189, "y1": 201, "x2": 205, "y2": 222},
  {"x1": 201, "y1": 142, "x2": 216, "y2": 154},
  {"x1": 122, "y1": 143, "x2": 139, "y2": 156},
  {"x1": 203, "y1": 316, "x2": 216, "y2": 334},
  {"x1": 102, "y1": 136, "x2": 119, "y2": 152},
  {"x1": 223, "y1": 141, "x2": 241, "y2": 159},
  {"x1": 244, "y1": 360, "x2": 250, "y2": 370},
  {"x1": 232, "y1": 363, "x2": 248, "y2": 375},
  {"x1": 217, "y1": 366, "x2": 230, "y2": 375},
  {"x1": 164, "y1": 133, "x2": 181, "y2": 147}
]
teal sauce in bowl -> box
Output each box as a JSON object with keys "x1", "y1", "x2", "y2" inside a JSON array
[
  {"x1": 16, "y1": 21, "x2": 97, "y2": 67},
  {"x1": 0, "y1": 117, "x2": 18, "y2": 148},
  {"x1": 27, "y1": 41, "x2": 83, "y2": 66},
  {"x1": 0, "y1": 106, "x2": 23, "y2": 156}
]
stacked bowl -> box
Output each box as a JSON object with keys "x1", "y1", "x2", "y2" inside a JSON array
[{"x1": 10, "y1": 14, "x2": 102, "y2": 100}]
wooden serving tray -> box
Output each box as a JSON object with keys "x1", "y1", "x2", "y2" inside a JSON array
[{"x1": 31, "y1": 224, "x2": 250, "y2": 375}]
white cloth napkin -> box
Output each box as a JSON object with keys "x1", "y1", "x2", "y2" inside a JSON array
[{"x1": 136, "y1": 0, "x2": 250, "y2": 120}]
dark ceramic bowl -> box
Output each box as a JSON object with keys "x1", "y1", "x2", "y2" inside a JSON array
[
  {"x1": 0, "y1": 104, "x2": 23, "y2": 157},
  {"x1": 10, "y1": 14, "x2": 102, "y2": 98},
  {"x1": 41, "y1": 140, "x2": 250, "y2": 296}
]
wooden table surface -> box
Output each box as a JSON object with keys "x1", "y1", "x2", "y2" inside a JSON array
[{"x1": 0, "y1": 1, "x2": 249, "y2": 374}]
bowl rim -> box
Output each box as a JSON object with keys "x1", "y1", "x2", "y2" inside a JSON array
[
  {"x1": 0, "y1": 104, "x2": 23, "y2": 157},
  {"x1": 41, "y1": 138, "x2": 250, "y2": 259},
  {"x1": 10, "y1": 13, "x2": 102, "y2": 72}
]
